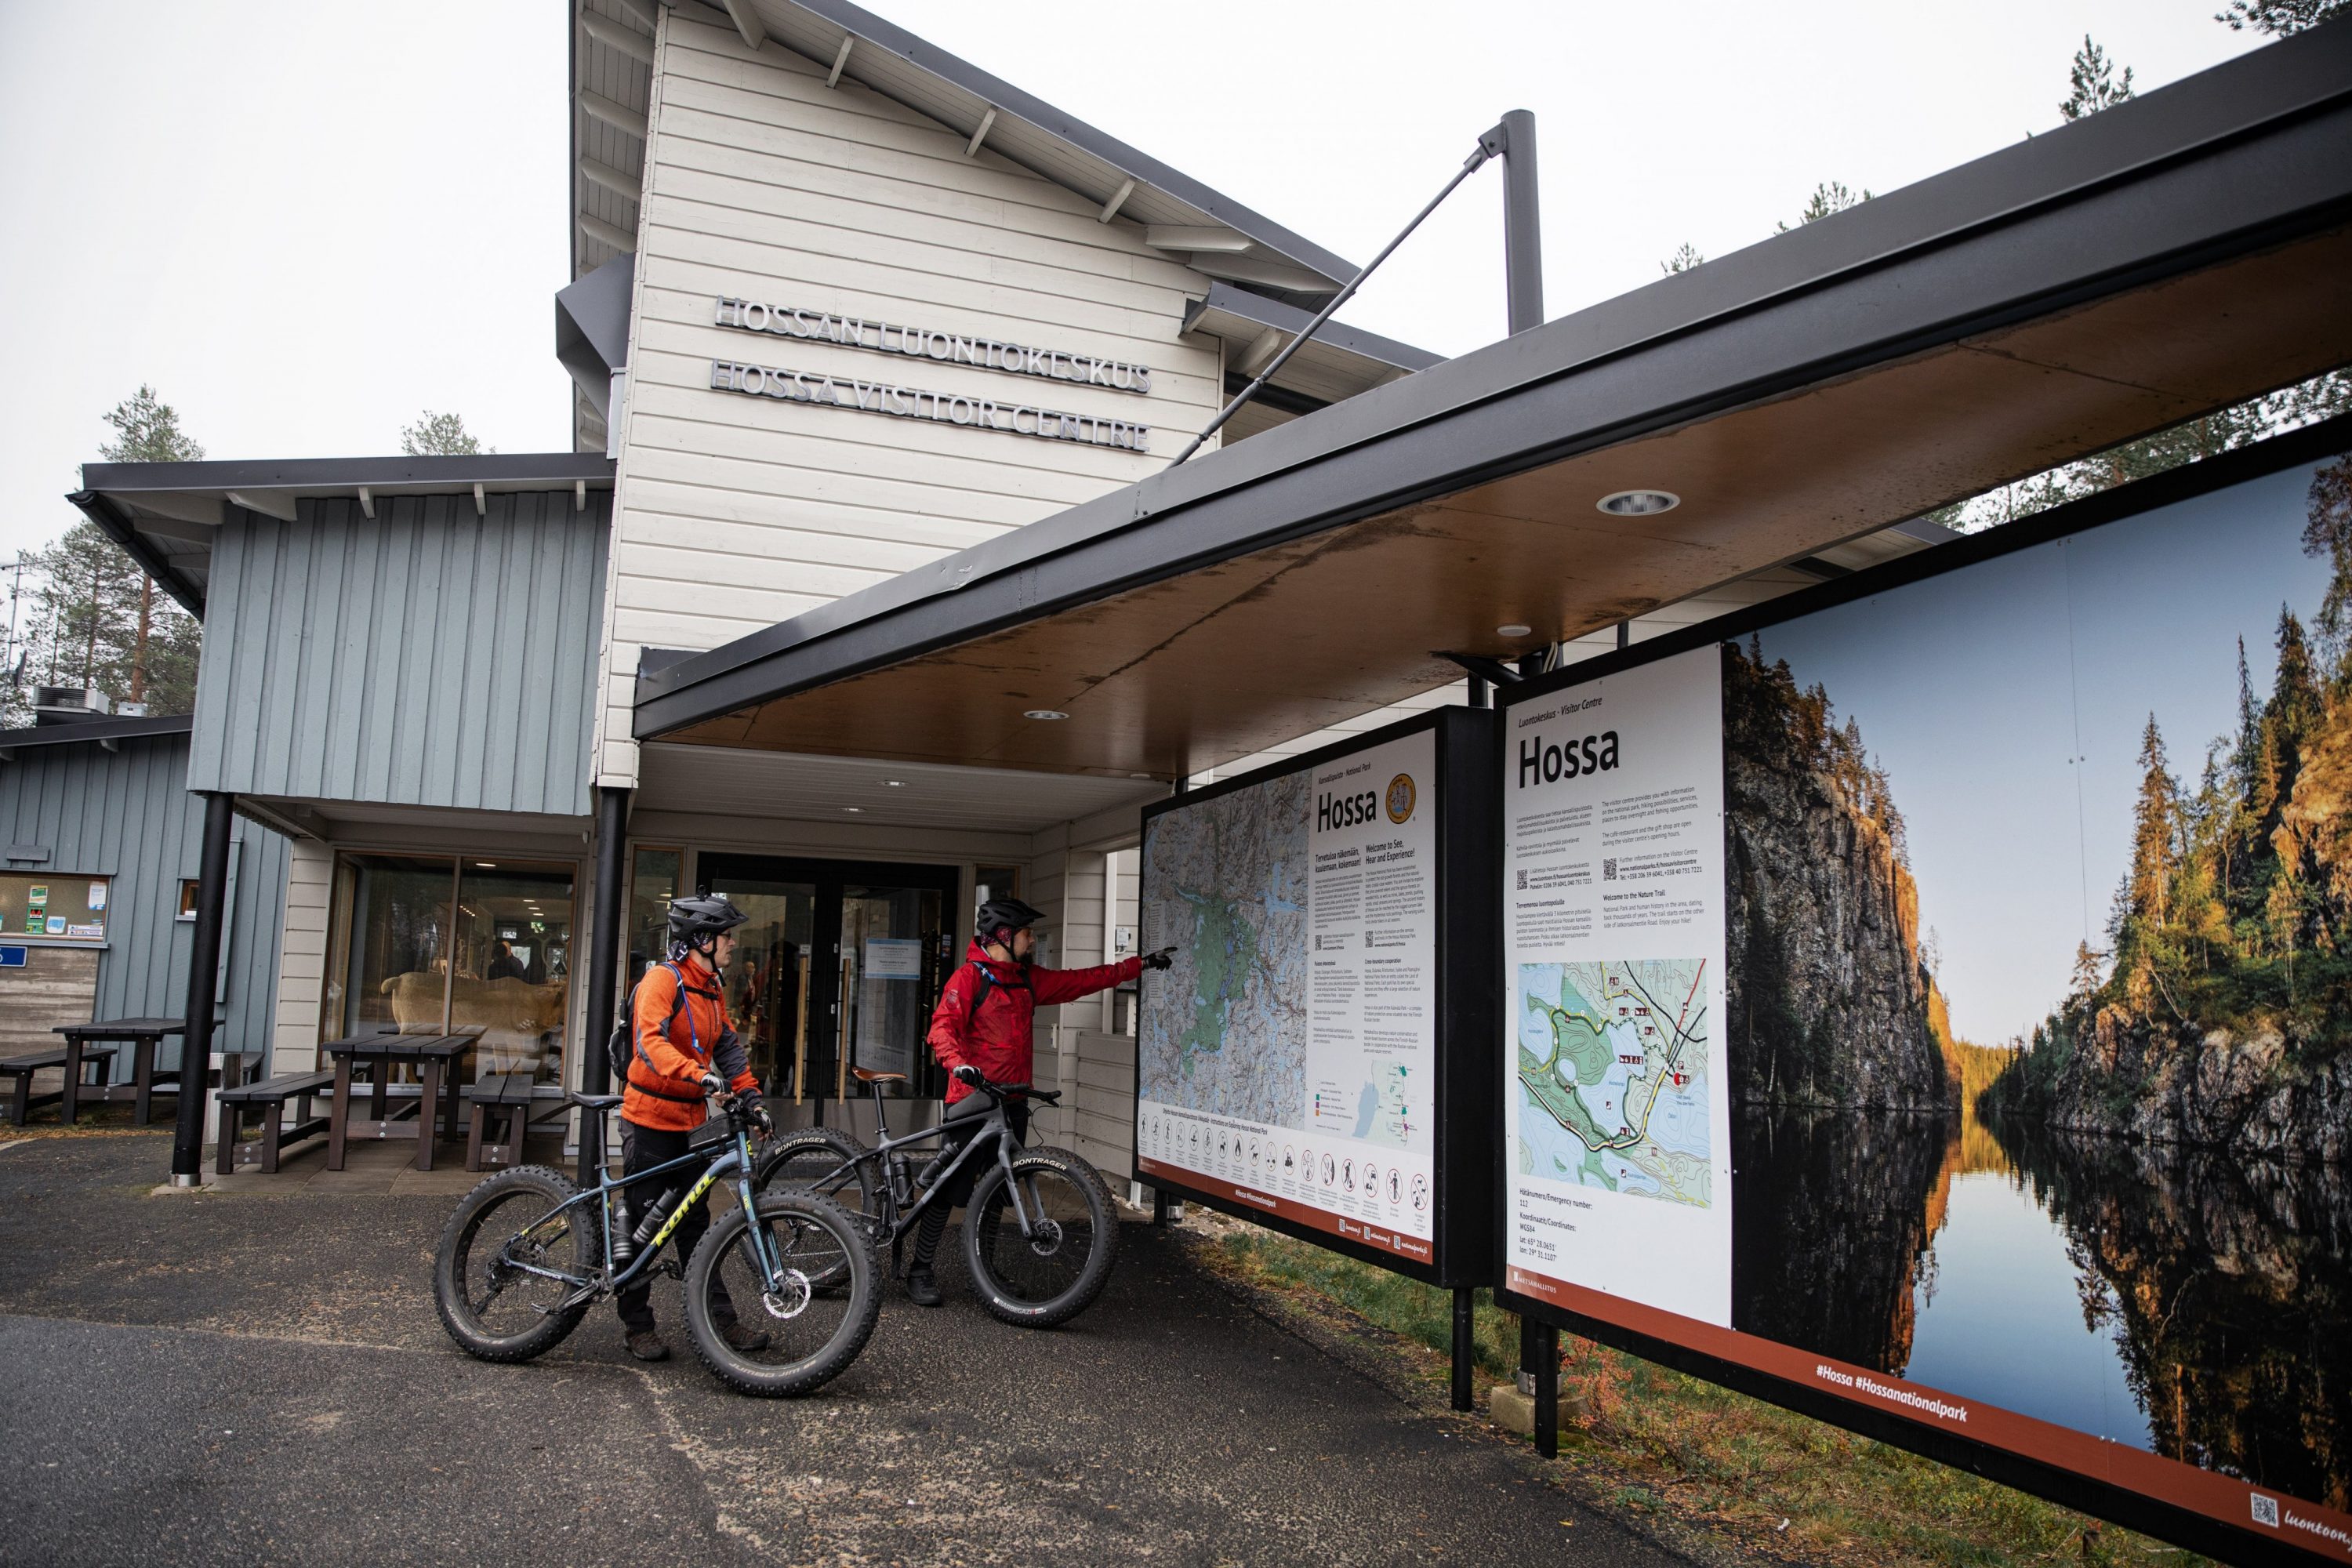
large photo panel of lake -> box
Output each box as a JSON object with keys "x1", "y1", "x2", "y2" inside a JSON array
[{"x1": 1727, "y1": 444, "x2": 2352, "y2": 1552}]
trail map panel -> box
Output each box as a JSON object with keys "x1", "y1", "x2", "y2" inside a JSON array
[
  {"x1": 1502, "y1": 648, "x2": 1733, "y2": 1327},
  {"x1": 1518, "y1": 959, "x2": 1712, "y2": 1207},
  {"x1": 1138, "y1": 728, "x2": 1438, "y2": 1262}
]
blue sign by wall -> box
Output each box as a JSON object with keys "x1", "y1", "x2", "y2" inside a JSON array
[{"x1": 0, "y1": 946, "x2": 26, "y2": 967}]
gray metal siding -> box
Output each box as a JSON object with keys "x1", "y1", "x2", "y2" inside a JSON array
[
  {"x1": 0, "y1": 733, "x2": 288, "y2": 1066},
  {"x1": 187, "y1": 492, "x2": 609, "y2": 816}
]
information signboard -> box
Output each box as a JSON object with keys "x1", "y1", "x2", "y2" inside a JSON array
[
  {"x1": 1134, "y1": 706, "x2": 1497, "y2": 1283},
  {"x1": 1496, "y1": 419, "x2": 2352, "y2": 1565}
]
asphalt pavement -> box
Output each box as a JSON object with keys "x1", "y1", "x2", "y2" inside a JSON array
[{"x1": 0, "y1": 1132, "x2": 1747, "y2": 1567}]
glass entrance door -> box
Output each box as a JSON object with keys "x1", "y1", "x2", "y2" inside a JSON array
[{"x1": 696, "y1": 855, "x2": 960, "y2": 1111}]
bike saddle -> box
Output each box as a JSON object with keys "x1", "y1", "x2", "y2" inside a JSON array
[
  {"x1": 851, "y1": 1067, "x2": 906, "y2": 1083},
  {"x1": 567, "y1": 1091, "x2": 624, "y2": 1112}
]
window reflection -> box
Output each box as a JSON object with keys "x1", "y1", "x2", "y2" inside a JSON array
[{"x1": 451, "y1": 862, "x2": 575, "y2": 1083}]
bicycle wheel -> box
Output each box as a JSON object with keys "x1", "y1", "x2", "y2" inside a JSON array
[
  {"x1": 964, "y1": 1145, "x2": 1120, "y2": 1329},
  {"x1": 752, "y1": 1127, "x2": 883, "y2": 1273},
  {"x1": 753, "y1": 1127, "x2": 877, "y2": 1214},
  {"x1": 434, "y1": 1165, "x2": 596, "y2": 1363},
  {"x1": 685, "y1": 1189, "x2": 880, "y2": 1397}
]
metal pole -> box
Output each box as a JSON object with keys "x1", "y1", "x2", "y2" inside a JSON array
[
  {"x1": 1499, "y1": 109, "x2": 1543, "y2": 333},
  {"x1": 1466, "y1": 675, "x2": 1492, "y2": 710},
  {"x1": 1534, "y1": 1319, "x2": 1560, "y2": 1457},
  {"x1": 1171, "y1": 138, "x2": 1500, "y2": 466},
  {"x1": 170, "y1": 792, "x2": 234, "y2": 1185},
  {"x1": 578, "y1": 785, "x2": 630, "y2": 1186},
  {"x1": 1152, "y1": 771, "x2": 1190, "y2": 1227},
  {"x1": 1450, "y1": 1288, "x2": 1476, "y2": 1410}
]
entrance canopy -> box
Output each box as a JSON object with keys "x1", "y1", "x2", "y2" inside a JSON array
[{"x1": 635, "y1": 27, "x2": 2352, "y2": 781}]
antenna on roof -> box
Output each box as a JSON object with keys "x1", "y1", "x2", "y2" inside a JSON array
[{"x1": 1168, "y1": 113, "x2": 1540, "y2": 466}]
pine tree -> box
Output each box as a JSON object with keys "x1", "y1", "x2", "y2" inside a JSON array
[
  {"x1": 7, "y1": 389, "x2": 206, "y2": 724},
  {"x1": 400, "y1": 412, "x2": 493, "y2": 456},
  {"x1": 2215, "y1": 0, "x2": 2349, "y2": 34},
  {"x1": 2060, "y1": 35, "x2": 2135, "y2": 121}
]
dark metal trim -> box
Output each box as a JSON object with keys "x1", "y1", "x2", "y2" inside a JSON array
[
  {"x1": 78, "y1": 452, "x2": 615, "y2": 495},
  {"x1": 1183, "y1": 282, "x2": 1441, "y2": 372},
  {"x1": 631, "y1": 28, "x2": 2352, "y2": 742},
  {"x1": 764, "y1": 0, "x2": 1359, "y2": 292},
  {"x1": 1225, "y1": 374, "x2": 1327, "y2": 419},
  {"x1": 67, "y1": 492, "x2": 204, "y2": 619},
  {"x1": 0, "y1": 713, "x2": 194, "y2": 750}
]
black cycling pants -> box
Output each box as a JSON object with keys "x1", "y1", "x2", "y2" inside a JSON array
[{"x1": 615, "y1": 1120, "x2": 736, "y2": 1334}]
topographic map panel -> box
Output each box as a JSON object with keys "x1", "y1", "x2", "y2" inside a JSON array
[
  {"x1": 1140, "y1": 772, "x2": 1311, "y2": 1129},
  {"x1": 1517, "y1": 959, "x2": 1712, "y2": 1207}
]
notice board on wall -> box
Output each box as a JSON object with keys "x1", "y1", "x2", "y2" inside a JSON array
[
  {"x1": 1497, "y1": 418, "x2": 2352, "y2": 1565},
  {"x1": 1133, "y1": 706, "x2": 1497, "y2": 1285}
]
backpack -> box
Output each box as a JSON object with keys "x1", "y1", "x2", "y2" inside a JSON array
[{"x1": 606, "y1": 961, "x2": 710, "y2": 1103}]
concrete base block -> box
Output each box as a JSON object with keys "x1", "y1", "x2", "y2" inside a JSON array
[{"x1": 1487, "y1": 1379, "x2": 1591, "y2": 1438}]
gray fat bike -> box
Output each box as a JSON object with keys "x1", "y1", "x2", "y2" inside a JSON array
[
  {"x1": 432, "y1": 1087, "x2": 881, "y2": 1396},
  {"x1": 753, "y1": 1070, "x2": 1119, "y2": 1329}
]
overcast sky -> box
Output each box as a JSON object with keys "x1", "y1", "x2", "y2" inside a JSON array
[{"x1": 0, "y1": 1, "x2": 2272, "y2": 563}]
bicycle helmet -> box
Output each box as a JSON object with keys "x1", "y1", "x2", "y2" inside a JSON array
[
  {"x1": 667, "y1": 892, "x2": 750, "y2": 957},
  {"x1": 975, "y1": 895, "x2": 1045, "y2": 948}
]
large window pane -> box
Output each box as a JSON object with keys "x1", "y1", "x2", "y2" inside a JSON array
[
  {"x1": 842, "y1": 883, "x2": 948, "y2": 1095},
  {"x1": 334, "y1": 855, "x2": 455, "y2": 1040},
  {"x1": 701, "y1": 869, "x2": 817, "y2": 1098},
  {"x1": 626, "y1": 847, "x2": 681, "y2": 996},
  {"x1": 451, "y1": 861, "x2": 575, "y2": 1084}
]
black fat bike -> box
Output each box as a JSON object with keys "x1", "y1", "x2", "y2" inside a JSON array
[
  {"x1": 432, "y1": 1087, "x2": 881, "y2": 1396},
  {"x1": 753, "y1": 1070, "x2": 1119, "y2": 1329}
]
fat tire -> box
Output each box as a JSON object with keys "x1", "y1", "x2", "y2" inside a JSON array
[
  {"x1": 964, "y1": 1145, "x2": 1120, "y2": 1330},
  {"x1": 684, "y1": 1190, "x2": 880, "y2": 1397},
  {"x1": 433, "y1": 1164, "x2": 595, "y2": 1363}
]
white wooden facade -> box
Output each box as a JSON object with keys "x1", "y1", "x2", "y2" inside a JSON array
[{"x1": 592, "y1": 5, "x2": 1230, "y2": 789}]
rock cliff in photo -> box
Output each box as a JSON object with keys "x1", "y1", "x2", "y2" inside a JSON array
[{"x1": 1723, "y1": 640, "x2": 1957, "y2": 1111}]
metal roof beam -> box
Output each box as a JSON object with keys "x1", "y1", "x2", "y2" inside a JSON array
[
  {"x1": 720, "y1": 0, "x2": 765, "y2": 49},
  {"x1": 580, "y1": 212, "x2": 637, "y2": 253},
  {"x1": 579, "y1": 90, "x2": 648, "y2": 140},
  {"x1": 579, "y1": 156, "x2": 641, "y2": 201},
  {"x1": 66, "y1": 493, "x2": 204, "y2": 619},
  {"x1": 581, "y1": 12, "x2": 655, "y2": 65}
]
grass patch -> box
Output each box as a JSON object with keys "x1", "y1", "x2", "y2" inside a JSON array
[{"x1": 1200, "y1": 1217, "x2": 2209, "y2": 1568}]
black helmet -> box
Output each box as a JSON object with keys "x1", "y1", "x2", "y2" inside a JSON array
[
  {"x1": 669, "y1": 893, "x2": 750, "y2": 951},
  {"x1": 975, "y1": 895, "x2": 1044, "y2": 947}
]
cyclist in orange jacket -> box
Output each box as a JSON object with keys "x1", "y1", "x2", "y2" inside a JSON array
[
  {"x1": 905, "y1": 895, "x2": 1170, "y2": 1306},
  {"x1": 615, "y1": 893, "x2": 774, "y2": 1362}
]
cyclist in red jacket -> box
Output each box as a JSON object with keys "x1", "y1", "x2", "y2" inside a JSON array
[{"x1": 906, "y1": 895, "x2": 1169, "y2": 1305}]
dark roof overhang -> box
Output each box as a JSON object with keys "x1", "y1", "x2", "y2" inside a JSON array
[
  {"x1": 0, "y1": 713, "x2": 194, "y2": 754},
  {"x1": 69, "y1": 452, "x2": 616, "y2": 622},
  {"x1": 624, "y1": 25, "x2": 2352, "y2": 778}
]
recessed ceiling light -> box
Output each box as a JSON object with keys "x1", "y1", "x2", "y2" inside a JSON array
[
  {"x1": 1596, "y1": 488, "x2": 1680, "y2": 517},
  {"x1": 880, "y1": 779, "x2": 906, "y2": 788},
  {"x1": 474, "y1": 862, "x2": 497, "y2": 869},
  {"x1": 1024, "y1": 710, "x2": 1069, "y2": 721},
  {"x1": 842, "y1": 805, "x2": 865, "y2": 813},
  {"x1": 1496, "y1": 623, "x2": 1533, "y2": 638}
]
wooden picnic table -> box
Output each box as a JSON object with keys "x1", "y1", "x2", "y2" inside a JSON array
[
  {"x1": 324, "y1": 1033, "x2": 473, "y2": 1172},
  {"x1": 52, "y1": 1017, "x2": 229, "y2": 1127}
]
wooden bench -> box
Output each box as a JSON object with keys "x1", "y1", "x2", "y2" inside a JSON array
[
  {"x1": 463, "y1": 1073, "x2": 538, "y2": 1171},
  {"x1": 2, "y1": 1047, "x2": 119, "y2": 1127},
  {"x1": 216, "y1": 1069, "x2": 336, "y2": 1174}
]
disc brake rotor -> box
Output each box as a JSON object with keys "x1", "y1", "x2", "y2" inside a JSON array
[
  {"x1": 760, "y1": 1269, "x2": 815, "y2": 1320},
  {"x1": 1026, "y1": 1218, "x2": 1065, "y2": 1257}
]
